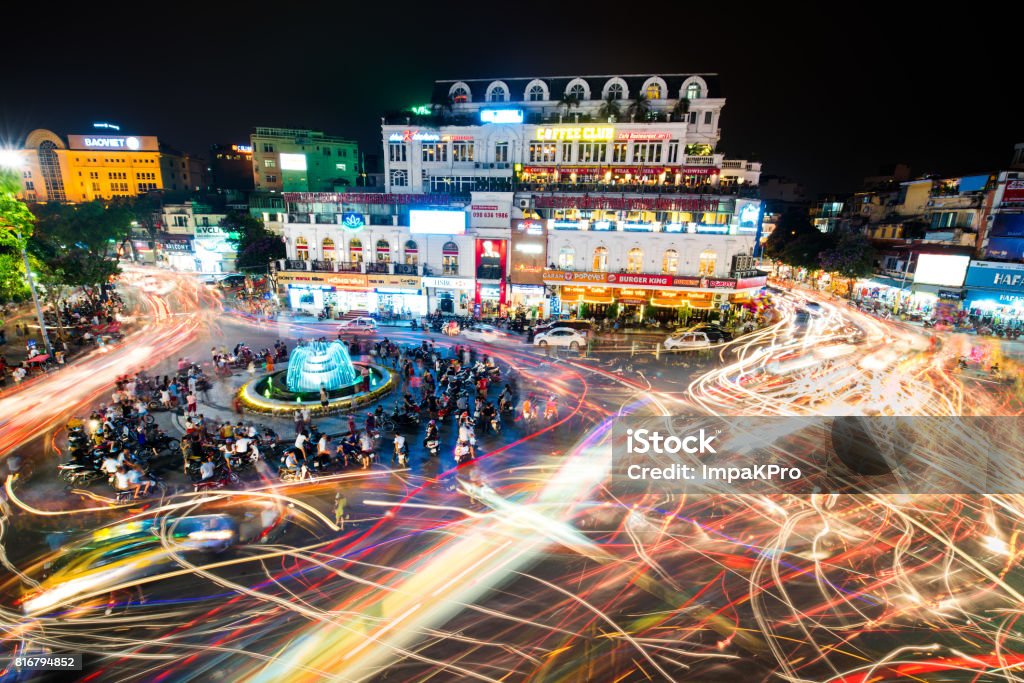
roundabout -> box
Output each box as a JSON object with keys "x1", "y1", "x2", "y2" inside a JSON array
[{"x1": 236, "y1": 339, "x2": 395, "y2": 416}]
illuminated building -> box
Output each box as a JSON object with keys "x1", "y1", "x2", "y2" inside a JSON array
[
  {"x1": 15, "y1": 124, "x2": 204, "y2": 202},
  {"x1": 381, "y1": 74, "x2": 760, "y2": 195},
  {"x1": 210, "y1": 143, "x2": 254, "y2": 191},
  {"x1": 250, "y1": 127, "x2": 358, "y2": 193}
]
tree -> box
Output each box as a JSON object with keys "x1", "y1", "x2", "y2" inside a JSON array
[
  {"x1": 627, "y1": 94, "x2": 650, "y2": 122},
  {"x1": 671, "y1": 98, "x2": 690, "y2": 121},
  {"x1": 819, "y1": 231, "x2": 877, "y2": 296},
  {"x1": 224, "y1": 212, "x2": 283, "y2": 272},
  {"x1": 0, "y1": 168, "x2": 35, "y2": 304},
  {"x1": 764, "y1": 208, "x2": 835, "y2": 270},
  {"x1": 557, "y1": 94, "x2": 580, "y2": 121},
  {"x1": 598, "y1": 95, "x2": 621, "y2": 122},
  {"x1": 118, "y1": 193, "x2": 164, "y2": 264},
  {"x1": 29, "y1": 201, "x2": 129, "y2": 303}
]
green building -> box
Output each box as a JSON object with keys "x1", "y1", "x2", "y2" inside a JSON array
[{"x1": 250, "y1": 127, "x2": 358, "y2": 193}]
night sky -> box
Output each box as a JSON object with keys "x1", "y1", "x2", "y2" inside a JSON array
[{"x1": 2, "y1": 3, "x2": 1018, "y2": 196}]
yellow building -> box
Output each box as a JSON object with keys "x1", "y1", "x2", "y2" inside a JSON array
[{"x1": 17, "y1": 127, "x2": 204, "y2": 203}]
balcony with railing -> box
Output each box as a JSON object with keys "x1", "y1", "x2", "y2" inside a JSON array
[
  {"x1": 287, "y1": 213, "x2": 311, "y2": 224},
  {"x1": 393, "y1": 263, "x2": 418, "y2": 275},
  {"x1": 337, "y1": 261, "x2": 362, "y2": 273},
  {"x1": 315, "y1": 213, "x2": 337, "y2": 224},
  {"x1": 311, "y1": 260, "x2": 335, "y2": 272},
  {"x1": 365, "y1": 262, "x2": 389, "y2": 274}
]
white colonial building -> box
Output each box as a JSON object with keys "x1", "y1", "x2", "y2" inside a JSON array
[
  {"x1": 382, "y1": 74, "x2": 759, "y2": 195},
  {"x1": 275, "y1": 73, "x2": 766, "y2": 321}
]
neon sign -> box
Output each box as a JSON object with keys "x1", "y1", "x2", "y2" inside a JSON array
[
  {"x1": 231, "y1": 144, "x2": 253, "y2": 153},
  {"x1": 341, "y1": 212, "x2": 365, "y2": 231},
  {"x1": 535, "y1": 126, "x2": 614, "y2": 141},
  {"x1": 92, "y1": 122, "x2": 121, "y2": 131},
  {"x1": 83, "y1": 136, "x2": 140, "y2": 150},
  {"x1": 388, "y1": 130, "x2": 441, "y2": 143},
  {"x1": 481, "y1": 109, "x2": 524, "y2": 124},
  {"x1": 410, "y1": 105, "x2": 432, "y2": 115}
]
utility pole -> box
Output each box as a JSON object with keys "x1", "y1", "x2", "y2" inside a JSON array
[{"x1": 21, "y1": 242, "x2": 54, "y2": 357}]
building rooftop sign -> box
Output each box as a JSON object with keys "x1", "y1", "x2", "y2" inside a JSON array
[{"x1": 535, "y1": 126, "x2": 614, "y2": 141}]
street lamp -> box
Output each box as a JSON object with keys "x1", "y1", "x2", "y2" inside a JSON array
[{"x1": 0, "y1": 149, "x2": 55, "y2": 358}]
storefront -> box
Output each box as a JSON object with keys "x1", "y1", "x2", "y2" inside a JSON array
[
  {"x1": 541, "y1": 269, "x2": 766, "y2": 322},
  {"x1": 509, "y1": 218, "x2": 547, "y2": 317},
  {"x1": 277, "y1": 271, "x2": 370, "y2": 315},
  {"x1": 422, "y1": 276, "x2": 474, "y2": 315},
  {"x1": 158, "y1": 235, "x2": 196, "y2": 271},
  {"x1": 475, "y1": 238, "x2": 508, "y2": 316},
  {"x1": 367, "y1": 274, "x2": 426, "y2": 317},
  {"x1": 193, "y1": 225, "x2": 238, "y2": 274},
  {"x1": 963, "y1": 260, "x2": 1024, "y2": 324}
]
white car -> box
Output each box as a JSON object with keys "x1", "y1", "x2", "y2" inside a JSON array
[
  {"x1": 338, "y1": 317, "x2": 377, "y2": 332},
  {"x1": 534, "y1": 327, "x2": 586, "y2": 350},
  {"x1": 664, "y1": 331, "x2": 711, "y2": 350},
  {"x1": 462, "y1": 324, "x2": 508, "y2": 343}
]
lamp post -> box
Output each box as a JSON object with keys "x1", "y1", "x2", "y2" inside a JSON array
[{"x1": 0, "y1": 151, "x2": 54, "y2": 358}]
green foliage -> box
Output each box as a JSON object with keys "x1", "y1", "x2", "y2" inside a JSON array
[
  {"x1": 29, "y1": 201, "x2": 128, "y2": 289},
  {"x1": 627, "y1": 95, "x2": 650, "y2": 121},
  {"x1": 0, "y1": 168, "x2": 35, "y2": 250},
  {"x1": 764, "y1": 209, "x2": 835, "y2": 270},
  {"x1": 224, "y1": 212, "x2": 283, "y2": 270},
  {"x1": 598, "y1": 95, "x2": 621, "y2": 121},
  {"x1": 819, "y1": 231, "x2": 877, "y2": 279},
  {"x1": 0, "y1": 252, "x2": 28, "y2": 303}
]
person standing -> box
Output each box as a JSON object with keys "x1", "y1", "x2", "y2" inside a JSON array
[
  {"x1": 319, "y1": 383, "x2": 329, "y2": 408},
  {"x1": 334, "y1": 491, "x2": 347, "y2": 529},
  {"x1": 294, "y1": 409, "x2": 304, "y2": 435},
  {"x1": 185, "y1": 391, "x2": 198, "y2": 415}
]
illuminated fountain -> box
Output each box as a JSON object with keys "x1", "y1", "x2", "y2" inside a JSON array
[{"x1": 238, "y1": 340, "x2": 394, "y2": 415}]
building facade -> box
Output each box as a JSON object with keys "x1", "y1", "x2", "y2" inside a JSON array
[
  {"x1": 382, "y1": 74, "x2": 759, "y2": 195},
  {"x1": 274, "y1": 72, "x2": 767, "y2": 322},
  {"x1": 156, "y1": 202, "x2": 236, "y2": 273},
  {"x1": 250, "y1": 127, "x2": 359, "y2": 193},
  {"x1": 210, "y1": 143, "x2": 255, "y2": 191},
  {"x1": 15, "y1": 125, "x2": 205, "y2": 202}
]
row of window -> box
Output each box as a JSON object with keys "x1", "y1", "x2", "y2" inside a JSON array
[
  {"x1": 108, "y1": 172, "x2": 127, "y2": 180},
  {"x1": 389, "y1": 141, "x2": 509, "y2": 164},
  {"x1": 136, "y1": 172, "x2": 156, "y2": 180},
  {"x1": 259, "y1": 144, "x2": 350, "y2": 157},
  {"x1": 294, "y1": 237, "x2": 460, "y2": 269},
  {"x1": 530, "y1": 140, "x2": 682, "y2": 164},
  {"x1": 556, "y1": 246, "x2": 718, "y2": 275},
  {"x1": 74, "y1": 157, "x2": 158, "y2": 164},
  {"x1": 452, "y1": 78, "x2": 705, "y2": 104}
]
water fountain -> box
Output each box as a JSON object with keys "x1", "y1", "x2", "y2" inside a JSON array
[{"x1": 237, "y1": 340, "x2": 394, "y2": 415}]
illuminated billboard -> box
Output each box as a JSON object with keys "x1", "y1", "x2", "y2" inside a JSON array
[
  {"x1": 913, "y1": 253, "x2": 970, "y2": 287},
  {"x1": 409, "y1": 210, "x2": 466, "y2": 235},
  {"x1": 535, "y1": 126, "x2": 614, "y2": 141},
  {"x1": 280, "y1": 153, "x2": 307, "y2": 171},
  {"x1": 480, "y1": 109, "x2": 524, "y2": 124}
]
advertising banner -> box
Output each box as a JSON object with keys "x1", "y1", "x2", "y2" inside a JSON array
[
  {"x1": 542, "y1": 269, "x2": 607, "y2": 284},
  {"x1": 469, "y1": 192, "x2": 513, "y2": 229},
  {"x1": 1002, "y1": 180, "x2": 1024, "y2": 204},
  {"x1": 606, "y1": 273, "x2": 673, "y2": 287},
  {"x1": 533, "y1": 195, "x2": 718, "y2": 212},
  {"x1": 510, "y1": 220, "x2": 546, "y2": 285},
  {"x1": 990, "y1": 213, "x2": 1024, "y2": 238},
  {"x1": 985, "y1": 238, "x2": 1024, "y2": 262},
  {"x1": 367, "y1": 274, "x2": 421, "y2": 289},
  {"x1": 276, "y1": 271, "x2": 368, "y2": 289},
  {"x1": 964, "y1": 260, "x2": 1024, "y2": 291},
  {"x1": 475, "y1": 238, "x2": 507, "y2": 281}
]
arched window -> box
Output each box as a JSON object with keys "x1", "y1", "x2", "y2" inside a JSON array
[
  {"x1": 296, "y1": 236, "x2": 309, "y2": 260},
  {"x1": 322, "y1": 238, "x2": 335, "y2": 261},
  {"x1": 528, "y1": 84, "x2": 545, "y2": 101},
  {"x1": 488, "y1": 86, "x2": 506, "y2": 102},
  {"x1": 442, "y1": 241, "x2": 459, "y2": 275},
  {"x1": 451, "y1": 85, "x2": 470, "y2": 103},
  {"x1": 698, "y1": 249, "x2": 717, "y2": 275},
  {"x1": 404, "y1": 239, "x2": 418, "y2": 265},
  {"x1": 568, "y1": 82, "x2": 587, "y2": 100},
  {"x1": 592, "y1": 246, "x2": 608, "y2": 272},
  {"x1": 626, "y1": 248, "x2": 644, "y2": 273},
  {"x1": 607, "y1": 83, "x2": 624, "y2": 100},
  {"x1": 390, "y1": 169, "x2": 408, "y2": 188},
  {"x1": 558, "y1": 246, "x2": 575, "y2": 269},
  {"x1": 348, "y1": 238, "x2": 362, "y2": 263},
  {"x1": 686, "y1": 82, "x2": 702, "y2": 100},
  {"x1": 376, "y1": 239, "x2": 391, "y2": 263},
  {"x1": 645, "y1": 83, "x2": 662, "y2": 99},
  {"x1": 662, "y1": 249, "x2": 678, "y2": 274}
]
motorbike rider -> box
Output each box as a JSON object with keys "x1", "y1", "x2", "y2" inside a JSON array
[
  {"x1": 423, "y1": 420, "x2": 439, "y2": 456},
  {"x1": 392, "y1": 432, "x2": 408, "y2": 466}
]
